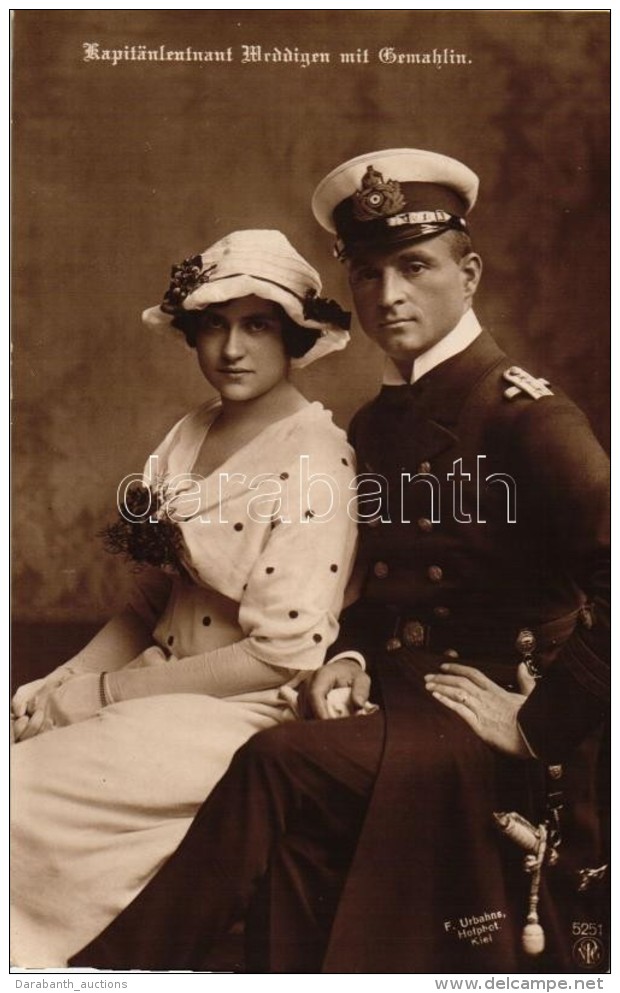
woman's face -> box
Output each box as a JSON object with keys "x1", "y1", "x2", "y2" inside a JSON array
[{"x1": 194, "y1": 295, "x2": 289, "y2": 402}]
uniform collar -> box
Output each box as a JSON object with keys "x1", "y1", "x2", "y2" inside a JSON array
[
  {"x1": 382, "y1": 308, "x2": 482, "y2": 385},
  {"x1": 367, "y1": 329, "x2": 507, "y2": 470}
]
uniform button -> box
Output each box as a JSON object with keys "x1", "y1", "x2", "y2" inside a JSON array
[
  {"x1": 548, "y1": 764, "x2": 563, "y2": 780},
  {"x1": 386, "y1": 637, "x2": 402, "y2": 652},
  {"x1": 433, "y1": 605, "x2": 451, "y2": 621},
  {"x1": 427, "y1": 565, "x2": 443, "y2": 583},
  {"x1": 374, "y1": 561, "x2": 389, "y2": 579},
  {"x1": 418, "y1": 460, "x2": 431, "y2": 474},
  {"x1": 403, "y1": 619, "x2": 425, "y2": 649},
  {"x1": 417, "y1": 517, "x2": 433, "y2": 533},
  {"x1": 443, "y1": 648, "x2": 460, "y2": 661}
]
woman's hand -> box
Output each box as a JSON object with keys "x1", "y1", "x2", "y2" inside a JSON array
[
  {"x1": 12, "y1": 665, "x2": 79, "y2": 717},
  {"x1": 424, "y1": 662, "x2": 536, "y2": 758},
  {"x1": 298, "y1": 659, "x2": 372, "y2": 720},
  {"x1": 11, "y1": 674, "x2": 51, "y2": 744},
  {"x1": 11, "y1": 677, "x2": 49, "y2": 719},
  {"x1": 13, "y1": 674, "x2": 104, "y2": 742},
  {"x1": 11, "y1": 708, "x2": 54, "y2": 743},
  {"x1": 11, "y1": 669, "x2": 78, "y2": 742},
  {"x1": 41, "y1": 673, "x2": 105, "y2": 729}
]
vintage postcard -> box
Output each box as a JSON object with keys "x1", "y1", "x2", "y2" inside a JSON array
[{"x1": 11, "y1": 10, "x2": 610, "y2": 979}]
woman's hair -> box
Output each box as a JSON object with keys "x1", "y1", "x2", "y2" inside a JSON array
[{"x1": 172, "y1": 303, "x2": 320, "y2": 359}]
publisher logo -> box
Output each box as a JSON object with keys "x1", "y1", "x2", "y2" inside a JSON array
[{"x1": 572, "y1": 936, "x2": 605, "y2": 969}]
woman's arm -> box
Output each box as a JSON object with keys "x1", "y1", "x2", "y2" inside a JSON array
[
  {"x1": 11, "y1": 571, "x2": 173, "y2": 739},
  {"x1": 13, "y1": 568, "x2": 171, "y2": 701},
  {"x1": 26, "y1": 642, "x2": 295, "y2": 732},
  {"x1": 105, "y1": 641, "x2": 290, "y2": 700}
]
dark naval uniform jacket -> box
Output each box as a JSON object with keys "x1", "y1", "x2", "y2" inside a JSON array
[{"x1": 321, "y1": 327, "x2": 609, "y2": 972}]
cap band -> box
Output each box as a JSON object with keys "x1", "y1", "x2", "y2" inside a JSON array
[
  {"x1": 335, "y1": 216, "x2": 468, "y2": 260},
  {"x1": 385, "y1": 209, "x2": 466, "y2": 229},
  {"x1": 332, "y1": 178, "x2": 470, "y2": 259}
]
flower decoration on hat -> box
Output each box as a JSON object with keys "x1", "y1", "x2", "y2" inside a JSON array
[
  {"x1": 352, "y1": 166, "x2": 406, "y2": 222},
  {"x1": 142, "y1": 230, "x2": 351, "y2": 367},
  {"x1": 303, "y1": 289, "x2": 351, "y2": 330},
  {"x1": 160, "y1": 256, "x2": 218, "y2": 315}
]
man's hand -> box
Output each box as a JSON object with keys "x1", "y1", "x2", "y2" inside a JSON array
[
  {"x1": 424, "y1": 662, "x2": 535, "y2": 758},
  {"x1": 300, "y1": 658, "x2": 372, "y2": 720}
]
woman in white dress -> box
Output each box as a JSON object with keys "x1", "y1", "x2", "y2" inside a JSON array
[{"x1": 11, "y1": 229, "x2": 358, "y2": 967}]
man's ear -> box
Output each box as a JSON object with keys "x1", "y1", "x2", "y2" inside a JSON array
[{"x1": 460, "y1": 252, "x2": 483, "y2": 302}]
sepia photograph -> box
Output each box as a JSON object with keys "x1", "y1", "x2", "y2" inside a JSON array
[{"x1": 11, "y1": 10, "x2": 610, "y2": 976}]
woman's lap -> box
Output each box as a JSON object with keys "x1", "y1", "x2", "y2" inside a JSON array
[{"x1": 11, "y1": 692, "x2": 292, "y2": 967}]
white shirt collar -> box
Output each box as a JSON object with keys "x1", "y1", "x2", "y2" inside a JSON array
[{"x1": 382, "y1": 308, "x2": 482, "y2": 386}]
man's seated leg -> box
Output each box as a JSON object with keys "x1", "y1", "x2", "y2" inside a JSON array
[{"x1": 69, "y1": 711, "x2": 385, "y2": 971}]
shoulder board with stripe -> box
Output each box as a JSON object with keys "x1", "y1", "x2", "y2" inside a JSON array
[{"x1": 503, "y1": 366, "x2": 554, "y2": 401}]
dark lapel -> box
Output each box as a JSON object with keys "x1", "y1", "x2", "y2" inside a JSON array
[{"x1": 370, "y1": 330, "x2": 507, "y2": 471}]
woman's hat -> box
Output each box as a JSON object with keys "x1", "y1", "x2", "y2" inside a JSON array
[
  {"x1": 312, "y1": 148, "x2": 479, "y2": 259},
  {"x1": 142, "y1": 229, "x2": 351, "y2": 368}
]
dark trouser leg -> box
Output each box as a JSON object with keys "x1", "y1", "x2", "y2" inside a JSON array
[
  {"x1": 244, "y1": 817, "x2": 360, "y2": 973},
  {"x1": 69, "y1": 712, "x2": 384, "y2": 971}
]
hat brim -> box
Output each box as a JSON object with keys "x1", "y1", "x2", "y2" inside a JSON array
[
  {"x1": 341, "y1": 219, "x2": 468, "y2": 260},
  {"x1": 142, "y1": 274, "x2": 350, "y2": 369}
]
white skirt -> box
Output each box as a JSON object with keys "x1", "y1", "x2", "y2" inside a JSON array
[{"x1": 11, "y1": 690, "x2": 294, "y2": 967}]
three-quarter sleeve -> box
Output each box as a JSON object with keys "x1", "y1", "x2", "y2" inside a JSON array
[{"x1": 237, "y1": 446, "x2": 358, "y2": 671}]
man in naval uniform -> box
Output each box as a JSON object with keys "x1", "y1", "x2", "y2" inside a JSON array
[{"x1": 71, "y1": 150, "x2": 610, "y2": 974}]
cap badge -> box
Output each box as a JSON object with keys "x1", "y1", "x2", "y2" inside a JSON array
[{"x1": 352, "y1": 165, "x2": 406, "y2": 222}]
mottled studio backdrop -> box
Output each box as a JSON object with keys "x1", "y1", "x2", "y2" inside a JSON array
[{"x1": 13, "y1": 10, "x2": 609, "y2": 622}]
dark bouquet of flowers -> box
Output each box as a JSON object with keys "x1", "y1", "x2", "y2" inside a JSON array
[{"x1": 99, "y1": 483, "x2": 185, "y2": 572}]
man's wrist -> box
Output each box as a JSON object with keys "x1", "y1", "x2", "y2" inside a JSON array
[{"x1": 327, "y1": 651, "x2": 367, "y2": 672}]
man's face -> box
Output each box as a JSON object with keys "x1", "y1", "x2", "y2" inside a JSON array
[{"x1": 348, "y1": 234, "x2": 482, "y2": 374}]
